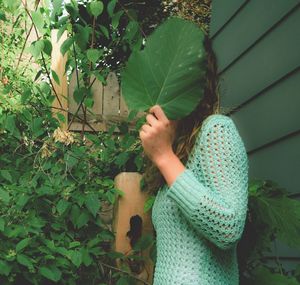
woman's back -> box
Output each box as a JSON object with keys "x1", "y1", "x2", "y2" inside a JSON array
[{"x1": 151, "y1": 114, "x2": 249, "y2": 285}]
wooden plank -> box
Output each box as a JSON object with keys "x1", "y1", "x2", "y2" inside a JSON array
[
  {"x1": 51, "y1": 29, "x2": 68, "y2": 130},
  {"x1": 210, "y1": 0, "x2": 247, "y2": 38},
  {"x1": 90, "y1": 74, "x2": 103, "y2": 120},
  {"x1": 213, "y1": 0, "x2": 299, "y2": 72},
  {"x1": 218, "y1": 6, "x2": 300, "y2": 109},
  {"x1": 248, "y1": 133, "x2": 300, "y2": 194},
  {"x1": 231, "y1": 69, "x2": 300, "y2": 151},
  {"x1": 103, "y1": 72, "x2": 120, "y2": 119},
  {"x1": 119, "y1": 87, "x2": 129, "y2": 119},
  {"x1": 68, "y1": 70, "x2": 84, "y2": 118}
]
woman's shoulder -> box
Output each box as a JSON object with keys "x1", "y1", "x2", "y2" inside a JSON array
[{"x1": 199, "y1": 113, "x2": 237, "y2": 136}]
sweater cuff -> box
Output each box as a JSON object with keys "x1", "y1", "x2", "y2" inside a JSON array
[{"x1": 166, "y1": 168, "x2": 206, "y2": 212}]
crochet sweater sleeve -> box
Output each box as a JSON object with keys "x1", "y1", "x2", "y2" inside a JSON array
[{"x1": 166, "y1": 115, "x2": 249, "y2": 250}]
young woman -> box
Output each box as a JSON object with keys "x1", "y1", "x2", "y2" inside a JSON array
[{"x1": 139, "y1": 35, "x2": 249, "y2": 284}]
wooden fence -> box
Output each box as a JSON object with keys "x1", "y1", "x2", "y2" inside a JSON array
[{"x1": 50, "y1": 29, "x2": 144, "y2": 132}]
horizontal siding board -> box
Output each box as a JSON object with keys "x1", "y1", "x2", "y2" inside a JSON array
[
  {"x1": 213, "y1": 0, "x2": 299, "y2": 72},
  {"x1": 248, "y1": 133, "x2": 300, "y2": 195},
  {"x1": 265, "y1": 259, "x2": 299, "y2": 273},
  {"x1": 218, "y1": 6, "x2": 300, "y2": 109},
  {"x1": 230, "y1": 69, "x2": 300, "y2": 151},
  {"x1": 268, "y1": 239, "x2": 300, "y2": 259},
  {"x1": 210, "y1": 0, "x2": 247, "y2": 37}
]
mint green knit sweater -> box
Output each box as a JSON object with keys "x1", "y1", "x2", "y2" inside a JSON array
[{"x1": 151, "y1": 114, "x2": 249, "y2": 285}]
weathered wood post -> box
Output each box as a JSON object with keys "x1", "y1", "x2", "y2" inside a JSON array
[
  {"x1": 113, "y1": 172, "x2": 154, "y2": 284},
  {"x1": 50, "y1": 29, "x2": 68, "y2": 130}
]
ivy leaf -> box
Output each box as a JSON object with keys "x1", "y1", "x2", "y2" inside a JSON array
[
  {"x1": 133, "y1": 233, "x2": 154, "y2": 251},
  {"x1": 17, "y1": 254, "x2": 34, "y2": 269},
  {"x1": 114, "y1": 152, "x2": 129, "y2": 167},
  {"x1": 100, "y1": 25, "x2": 109, "y2": 39},
  {"x1": 0, "y1": 260, "x2": 11, "y2": 276},
  {"x1": 56, "y1": 199, "x2": 71, "y2": 215},
  {"x1": 81, "y1": 248, "x2": 93, "y2": 266},
  {"x1": 16, "y1": 194, "x2": 30, "y2": 210},
  {"x1": 116, "y1": 276, "x2": 131, "y2": 285},
  {"x1": 43, "y1": 39, "x2": 52, "y2": 56},
  {"x1": 0, "y1": 188, "x2": 10, "y2": 204},
  {"x1": 144, "y1": 195, "x2": 155, "y2": 213},
  {"x1": 68, "y1": 250, "x2": 82, "y2": 267},
  {"x1": 87, "y1": 48, "x2": 102, "y2": 63},
  {"x1": 65, "y1": 1, "x2": 79, "y2": 19},
  {"x1": 76, "y1": 212, "x2": 90, "y2": 229},
  {"x1": 90, "y1": 1, "x2": 104, "y2": 18},
  {"x1": 121, "y1": 17, "x2": 207, "y2": 120},
  {"x1": 0, "y1": 11, "x2": 7, "y2": 21},
  {"x1": 253, "y1": 266, "x2": 299, "y2": 285},
  {"x1": 52, "y1": 0, "x2": 63, "y2": 17},
  {"x1": 29, "y1": 40, "x2": 45, "y2": 59},
  {"x1": 74, "y1": 24, "x2": 91, "y2": 51},
  {"x1": 60, "y1": 36, "x2": 74, "y2": 56},
  {"x1": 39, "y1": 266, "x2": 62, "y2": 282},
  {"x1": 107, "y1": 0, "x2": 117, "y2": 17},
  {"x1": 0, "y1": 217, "x2": 5, "y2": 231},
  {"x1": 85, "y1": 193, "x2": 100, "y2": 217},
  {"x1": 112, "y1": 10, "x2": 123, "y2": 30},
  {"x1": 0, "y1": 170, "x2": 12, "y2": 183},
  {"x1": 84, "y1": 97, "x2": 94, "y2": 108},
  {"x1": 64, "y1": 152, "x2": 78, "y2": 168},
  {"x1": 51, "y1": 69, "x2": 60, "y2": 85},
  {"x1": 31, "y1": 10, "x2": 44, "y2": 34},
  {"x1": 16, "y1": 238, "x2": 31, "y2": 252}
]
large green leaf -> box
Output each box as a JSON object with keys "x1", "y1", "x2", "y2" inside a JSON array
[{"x1": 121, "y1": 17, "x2": 207, "y2": 120}]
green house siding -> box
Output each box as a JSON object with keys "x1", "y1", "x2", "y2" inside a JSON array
[{"x1": 210, "y1": 0, "x2": 300, "y2": 271}]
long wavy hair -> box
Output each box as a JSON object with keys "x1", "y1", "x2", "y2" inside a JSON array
[{"x1": 142, "y1": 33, "x2": 221, "y2": 195}]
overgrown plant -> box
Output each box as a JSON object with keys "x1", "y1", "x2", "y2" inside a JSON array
[
  {"x1": 0, "y1": 0, "x2": 159, "y2": 283},
  {"x1": 237, "y1": 179, "x2": 300, "y2": 285}
]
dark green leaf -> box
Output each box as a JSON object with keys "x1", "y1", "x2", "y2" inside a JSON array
[
  {"x1": 74, "y1": 24, "x2": 91, "y2": 51},
  {"x1": 85, "y1": 193, "x2": 100, "y2": 217},
  {"x1": 60, "y1": 36, "x2": 74, "y2": 56},
  {"x1": 87, "y1": 48, "x2": 102, "y2": 63},
  {"x1": 17, "y1": 254, "x2": 34, "y2": 269},
  {"x1": 39, "y1": 266, "x2": 62, "y2": 282},
  {"x1": 0, "y1": 218, "x2": 5, "y2": 232},
  {"x1": 57, "y1": 199, "x2": 71, "y2": 215},
  {"x1": 29, "y1": 40, "x2": 45, "y2": 59},
  {"x1": 76, "y1": 212, "x2": 90, "y2": 229},
  {"x1": 16, "y1": 238, "x2": 31, "y2": 252},
  {"x1": 43, "y1": 39, "x2": 52, "y2": 56},
  {"x1": 16, "y1": 194, "x2": 30, "y2": 210},
  {"x1": 90, "y1": 1, "x2": 104, "y2": 17},
  {"x1": 133, "y1": 234, "x2": 154, "y2": 251},
  {"x1": 0, "y1": 170, "x2": 12, "y2": 183},
  {"x1": 107, "y1": 0, "x2": 117, "y2": 17},
  {"x1": 100, "y1": 25, "x2": 109, "y2": 39},
  {"x1": 31, "y1": 10, "x2": 44, "y2": 33},
  {"x1": 0, "y1": 188, "x2": 10, "y2": 204},
  {"x1": 112, "y1": 11, "x2": 123, "y2": 30},
  {"x1": 144, "y1": 195, "x2": 155, "y2": 213},
  {"x1": 0, "y1": 12, "x2": 7, "y2": 22},
  {"x1": 51, "y1": 69, "x2": 60, "y2": 85},
  {"x1": 69, "y1": 250, "x2": 82, "y2": 267},
  {"x1": 0, "y1": 260, "x2": 11, "y2": 276},
  {"x1": 121, "y1": 17, "x2": 207, "y2": 120}
]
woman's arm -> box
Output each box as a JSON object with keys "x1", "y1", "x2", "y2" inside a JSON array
[{"x1": 161, "y1": 115, "x2": 249, "y2": 250}]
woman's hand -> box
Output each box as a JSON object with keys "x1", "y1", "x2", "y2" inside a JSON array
[{"x1": 139, "y1": 105, "x2": 178, "y2": 167}]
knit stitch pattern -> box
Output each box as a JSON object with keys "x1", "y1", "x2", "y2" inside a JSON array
[{"x1": 151, "y1": 114, "x2": 249, "y2": 285}]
